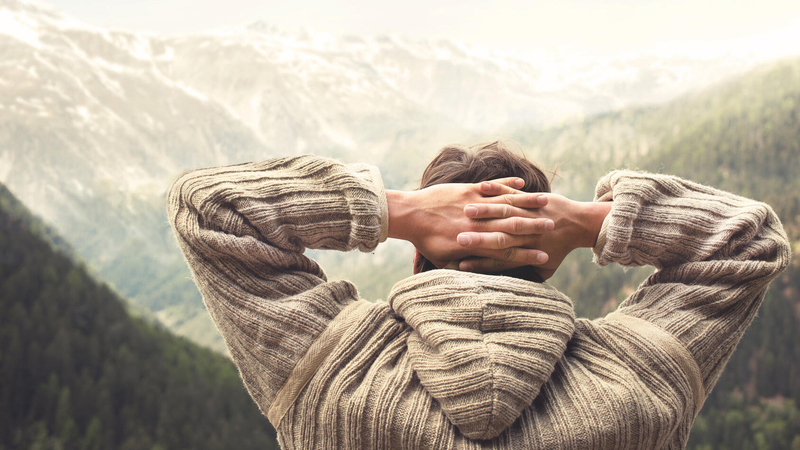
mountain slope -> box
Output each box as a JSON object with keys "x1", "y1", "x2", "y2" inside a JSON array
[
  {"x1": 514, "y1": 58, "x2": 800, "y2": 213},
  {"x1": 1, "y1": 0, "x2": 275, "y2": 350},
  {"x1": 0, "y1": 0, "x2": 782, "y2": 352},
  {"x1": 508, "y1": 57, "x2": 800, "y2": 450},
  {"x1": 637, "y1": 56, "x2": 800, "y2": 450},
  {"x1": 0, "y1": 182, "x2": 278, "y2": 449}
]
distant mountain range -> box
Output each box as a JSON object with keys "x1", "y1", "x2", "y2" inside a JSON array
[{"x1": 0, "y1": 0, "x2": 793, "y2": 352}]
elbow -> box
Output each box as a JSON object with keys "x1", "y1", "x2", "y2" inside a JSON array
[
  {"x1": 166, "y1": 169, "x2": 205, "y2": 239},
  {"x1": 166, "y1": 171, "x2": 189, "y2": 227},
  {"x1": 756, "y1": 202, "x2": 792, "y2": 274},
  {"x1": 773, "y1": 230, "x2": 792, "y2": 274}
]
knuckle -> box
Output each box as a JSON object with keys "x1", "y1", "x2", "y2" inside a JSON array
[
  {"x1": 490, "y1": 258, "x2": 504, "y2": 271},
  {"x1": 512, "y1": 218, "x2": 524, "y2": 234},
  {"x1": 524, "y1": 251, "x2": 535, "y2": 264},
  {"x1": 496, "y1": 233, "x2": 508, "y2": 249},
  {"x1": 501, "y1": 247, "x2": 517, "y2": 261}
]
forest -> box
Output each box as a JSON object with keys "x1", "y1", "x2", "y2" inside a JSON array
[
  {"x1": 522, "y1": 57, "x2": 800, "y2": 450},
  {"x1": 0, "y1": 184, "x2": 279, "y2": 449}
]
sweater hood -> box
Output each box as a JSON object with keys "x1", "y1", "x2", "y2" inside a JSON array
[{"x1": 388, "y1": 270, "x2": 575, "y2": 440}]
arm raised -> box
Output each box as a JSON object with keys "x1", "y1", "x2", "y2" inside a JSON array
[
  {"x1": 167, "y1": 156, "x2": 387, "y2": 414},
  {"x1": 592, "y1": 171, "x2": 790, "y2": 397}
]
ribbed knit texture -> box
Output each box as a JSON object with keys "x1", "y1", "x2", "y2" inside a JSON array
[{"x1": 168, "y1": 156, "x2": 790, "y2": 450}]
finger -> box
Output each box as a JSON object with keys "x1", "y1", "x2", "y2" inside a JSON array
[
  {"x1": 465, "y1": 216, "x2": 555, "y2": 236},
  {"x1": 442, "y1": 260, "x2": 461, "y2": 270},
  {"x1": 465, "y1": 201, "x2": 552, "y2": 220},
  {"x1": 456, "y1": 237, "x2": 550, "y2": 265},
  {"x1": 459, "y1": 252, "x2": 549, "y2": 272},
  {"x1": 459, "y1": 258, "x2": 527, "y2": 273},
  {"x1": 469, "y1": 217, "x2": 555, "y2": 235},
  {"x1": 490, "y1": 247, "x2": 549, "y2": 265},
  {"x1": 465, "y1": 203, "x2": 516, "y2": 218},
  {"x1": 481, "y1": 193, "x2": 549, "y2": 209},
  {"x1": 464, "y1": 197, "x2": 548, "y2": 219},
  {"x1": 489, "y1": 177, "x2": 526, "y2": 189},
  {"x1": 478, "y1": 180, "x2": 525, "y2": 196},
  {"x1": 457, "y1": 231, "x2": 531, "y2": 249}
]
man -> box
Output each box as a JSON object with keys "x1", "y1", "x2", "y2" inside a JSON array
[{"x1": 168, "y1": 142, "x2": 789, "y2": 449}]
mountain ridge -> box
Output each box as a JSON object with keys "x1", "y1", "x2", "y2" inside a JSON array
[{"x1": 2, "y1": 0, "x2": 798, "y2": 352}]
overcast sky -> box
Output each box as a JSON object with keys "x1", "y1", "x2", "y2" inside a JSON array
[{"x1": 42, "y1": 0, "x2": 800, "y2": 60}]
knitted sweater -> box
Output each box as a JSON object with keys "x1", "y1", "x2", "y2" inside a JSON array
[{"x1": 167, "y1": 156, "x2": 790, "y2": 450}]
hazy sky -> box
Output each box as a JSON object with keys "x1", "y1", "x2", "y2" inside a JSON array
[{"x1": 42, "y1": 0, "x2": 800, "y2": 60}]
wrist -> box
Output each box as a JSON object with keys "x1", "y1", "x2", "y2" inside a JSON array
[
  {"x1": 386, "y1": 190, "x2": 418, "y2": 243},
  {"x1": 577, "y1": 201, "x2": 613, "y2": 248}
]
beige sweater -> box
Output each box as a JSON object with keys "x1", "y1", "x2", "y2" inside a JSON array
[{"x1": 167, "y1": 156, "x2": 790, "y2": 450}]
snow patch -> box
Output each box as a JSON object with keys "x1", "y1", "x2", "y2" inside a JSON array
[
  {"x1": 322, "y1": 125, "x2": 355, "y2": 150},
  {"x1": 0, "y1": 9, "x2": 42, "y2": 48},
  {"x1": 176, "y1": 81, "x2": 208, "y2": 102},
  {"x1": 113, "y1": 34, "x2": 153, "y2": 60},
  {"x1": 0, "y1": 150, "x2": 13, "y2": 182},
  {"x1": 15, "y1": 96, "x2": 48, "y2": 114},
  {"x1": 155, "y1": 46, "x2": 174, "y2": 61},
  {"x1": 74, "y1": 105, "x2": 90, "y2": 121}
]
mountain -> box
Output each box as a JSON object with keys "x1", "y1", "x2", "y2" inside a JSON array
[
  {"x1": 513, "y1": 57, "x2": 800, "y2": 209},
  {"x1": 0, "y1": 0, "x2": 790, "y2": 353},
  {"x1": 501, "y1": 57, "x2": 800, "y2": 314},
  {"x1": 621, "y1": 57, "x2": 800, "y2": 450},
  {"x1": 506, "y1": 58, "x2": 800, "y2": 450},
  {"x1": 0, "y1": 182, "x2": 279, "y2": 449}
]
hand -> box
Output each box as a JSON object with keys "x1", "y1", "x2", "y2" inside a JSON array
[
  {"x1": 455, "y1": 195, "x2": 612, "y2": 280},
  {"x1": 387, "y1": 179, "x2": 556, "y2": 269}
]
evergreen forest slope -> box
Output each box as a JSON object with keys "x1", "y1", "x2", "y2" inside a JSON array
[
  {"x1": 0, "y1": 184, "x2": 278, "y2": 450},
  {"x1": 507, "y1": 57, "x2": 800, "y2": 450}
]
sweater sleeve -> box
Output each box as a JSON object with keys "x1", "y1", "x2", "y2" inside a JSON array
[
  {"x1": 592, "y1": 170, "x2": 791, "y2": 394},
  {"x1": 166, "y1": 155, "x2": 388, "y2": 414}
]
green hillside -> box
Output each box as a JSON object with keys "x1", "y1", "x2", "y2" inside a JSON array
[
  {"x1": 515, "y1": 58, "x2": 800, "y2": 227},
  {"x1": 639, "y1": 58, "x2": 800, "y2": 450},
  {"x1": 0, "y1": 184, "x2": 279, "y2": 450},
  {"x1": 509, "y1": 57, "x2": 800, "y2": 450}
]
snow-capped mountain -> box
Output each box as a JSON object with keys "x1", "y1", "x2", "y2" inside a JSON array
[{"x1": 0, "y1": 0, "x2": 773, "y2": 352}]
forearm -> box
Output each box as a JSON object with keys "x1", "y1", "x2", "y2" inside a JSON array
[
  {"x1": 573, "y1": 200, "x2": 613, "y2": 249},
  {"x1": 593, "y1": 170, "x2": 790, "y2": 390},
  {"x1": 168, "y1": 156, "x2": 388, "y2": 255},
  {"x1": 167, "y1": 156, "x2": 391, "y2": 412},
  {"x1": 592, "y1": 171, "x2": 789, "y2": 269},
  {"x1": 386, "y1": 189, "x2": 417, "y2": 242}
]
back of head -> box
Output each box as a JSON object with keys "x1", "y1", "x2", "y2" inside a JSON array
[{"x1": 415, "y1": 141, "x2": 551, "y2": 282}]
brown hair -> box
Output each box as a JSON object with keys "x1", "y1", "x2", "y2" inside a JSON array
[{"x1": 415, "y1": 141, "x2": 551, "y2": 282}]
